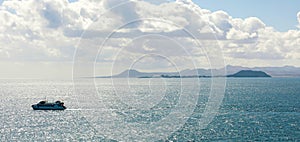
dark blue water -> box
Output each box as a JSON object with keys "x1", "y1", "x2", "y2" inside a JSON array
[
  {"x1": 0, "y1": 78, "x2": 299, "y2": 141},
  {"x1": 170, "y1": 78, "x2": 300, "y2": 141}
]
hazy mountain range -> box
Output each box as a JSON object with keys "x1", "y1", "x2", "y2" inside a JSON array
[{"x1": 97, "y1": 65, "x2": 300, "y2": 78}]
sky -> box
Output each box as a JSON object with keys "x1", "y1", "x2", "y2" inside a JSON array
[
  {"x1": 0, "y1": 0, "x2": 299, "y2": 79},
  {"x1": 66, "y1": 0, "x2": 300, "y2": 32},
  {"x1": 194, "y1": 0, "x2": 300, "y2": 32}
]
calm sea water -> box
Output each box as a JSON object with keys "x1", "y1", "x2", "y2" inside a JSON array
[{"x1": 0, "y1": 78, "x2": 299, "y2": 141}]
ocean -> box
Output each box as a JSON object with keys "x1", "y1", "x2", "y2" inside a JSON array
[{"x1": 0, "y1": 78, "x2": 299, "y2": 141}]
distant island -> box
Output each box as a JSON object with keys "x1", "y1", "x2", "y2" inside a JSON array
[
  {"x1": 96, "y1": 69, "x2": 272, "y2": 78},
  {"x1": 95, "y1": 65, "x2": 300, "y2": 78},
  {"x1": 227, "y1": 70, "x2": 271, "y2": 78}
]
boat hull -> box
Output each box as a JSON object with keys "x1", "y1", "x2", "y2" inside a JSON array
[{"x1": 32, "y1": 105, "x2": 66, "y2": 110}]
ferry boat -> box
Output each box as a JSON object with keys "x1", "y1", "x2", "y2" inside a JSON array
[{"x1": 32, "y1": 100, "x2": 66, "y2": 110}]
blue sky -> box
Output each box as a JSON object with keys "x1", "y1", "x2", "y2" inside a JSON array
[{"x1": 193, "y1": 0, "x2": 300, "y2": 31}]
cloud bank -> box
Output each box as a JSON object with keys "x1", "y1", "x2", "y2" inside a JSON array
[{"x1": 0, "y1": 0, "x2": 299, "y2": 77}]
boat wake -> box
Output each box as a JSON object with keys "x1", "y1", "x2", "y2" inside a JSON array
[{"x1": 65, "y1": 109, "x2": 95, "y2": 111}]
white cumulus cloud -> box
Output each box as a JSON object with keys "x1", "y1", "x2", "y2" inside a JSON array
[{"x1": 0, "y1": 0, "x2": 300, "y2": 78}]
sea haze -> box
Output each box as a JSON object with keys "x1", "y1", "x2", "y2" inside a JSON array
[{"x1": 0, "y1": 78, "x2": 299, "y2": 141}]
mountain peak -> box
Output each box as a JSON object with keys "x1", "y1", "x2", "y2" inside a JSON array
[
  {"x1": 123, "y1": 69, "x2": 140, "y2": 73},
  {"x1": 116, "y1": 69, "x2": 142, "y2": 77}
]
